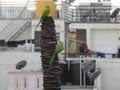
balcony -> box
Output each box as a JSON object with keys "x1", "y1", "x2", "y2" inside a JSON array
[{"x1": 0, "y1": 1, "x2": 120, "y2": 23}]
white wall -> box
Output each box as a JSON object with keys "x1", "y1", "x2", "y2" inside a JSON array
[
  {"x1": 91, "y1": 29, "x2": 120, "y2": 53},
  {"x1": 0, "y1": 20, "x2": 32, "y2": 41},
  {"x1": 55, "y1": 19, "x2": 65, "y2": 44},
  {"x1": 0, "y1": 20, "x2": 11, "y2": 31},
  {"x1": 0, "y1": 52, "x2": 41, "y2": 90},
  {"x1": 8, "y1": 72, "x2": 43, "y2": 90},
  {"x1": 15, "y1": 23, "x2": 32, "y2": 41},
  {"x1": 96, "y1": 59, "x2": 120, "y2": 90}
]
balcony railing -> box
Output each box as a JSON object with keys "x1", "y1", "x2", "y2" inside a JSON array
[
  {"x1": 0, "y1": 1, "x2": 120, "y2": 22},
  {"x1": 0, "y1": 0, "x2": 33, "y2": 41},
  {"x1": 0, "y1": 1, "x2": 36, "y2": 19},
  {"x1": 60, "y1": 53, "x2": 120, "y2": 59}
]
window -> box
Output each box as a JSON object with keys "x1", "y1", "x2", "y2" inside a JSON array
[
  {"x1": 36, "y1": 78, "x2": 39, "y2": 88},
  {"x1": 24, "y1": 77, "x2": 27, "y2": 88},
  {"x1": 16, "y1": 78, "x2": 19, "y2": 88}
]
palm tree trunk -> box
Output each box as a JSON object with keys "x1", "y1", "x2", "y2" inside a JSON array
[{"x1": 40, "y1": 16, "x2": 61, "y2": 90}]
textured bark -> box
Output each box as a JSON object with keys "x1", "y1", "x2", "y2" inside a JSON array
[{"x1": 40, "y1": 16, "x2": 61, "y2": 90}]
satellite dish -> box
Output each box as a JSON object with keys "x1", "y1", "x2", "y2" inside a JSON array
[
  {"x1": 110, "y1": 8, "x2": 120, "y2": 18},
  {"x1": 16, "y1": 60, "x2": 27, "y2": 70},
  {"x1": 69, "y1": 0, "x2": 75, "y2": 3}
]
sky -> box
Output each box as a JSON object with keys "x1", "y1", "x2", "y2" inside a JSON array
[
  {"x1": 0, "y1": 0, "x2": 119, "y2": 6},
  {"x1": 72, "y1": 0, "x2": 119, "y2": 6}
]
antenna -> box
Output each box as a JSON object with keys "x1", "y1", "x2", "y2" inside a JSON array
[{"x1": 16, "y1": 60, "x2": 27, "y2": 70}]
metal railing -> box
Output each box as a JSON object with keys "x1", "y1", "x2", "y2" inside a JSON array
[
  {"x1": 0, "y1": 1, "x2": 120, "y2": 22},
  {"x1": 55, "y1": 2, "x2": 120, "y2": 22},
  {"x1": 0, "y1": 0, "x2": 33, "y2": 41},
  {"x1": 60, "y1": 53, "x2": 120, "y2": 59},
  {"x1": 0, "y1": 1, "x2": 35, "y2": 19}
]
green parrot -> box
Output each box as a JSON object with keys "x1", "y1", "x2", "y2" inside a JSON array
[
  {"x1": 49, "y1": 41, "x2": 64, "y2": 68},
  {"x1": 34, "y1": 5, "x2": 50, "y2": 30}
]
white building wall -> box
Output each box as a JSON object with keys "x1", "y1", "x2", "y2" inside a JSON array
[
  {"x1": 15, "y1": 24, "x2": 32, "y2": 41},
  {"x1": 0, "y1": 20, "x2": 32, "y2": 41},
  {"x1": 0, "y1": 20, "x2": 11, "y2": 31},
  {"x1": 0, "y1": 52, "x2": 41, "y2": 90},
  {"x1": 8, "y1": 72, "x2": 43, "y2": 90},
  {"x1": 55, "y1": 20, "x2": 65, "y2": 44},
  {"x1": 91, "y1": 29, "x2": 120, "y2": 53},
  {"x1": 96, "y1": 59, "x2": 120, "y2": 90}
]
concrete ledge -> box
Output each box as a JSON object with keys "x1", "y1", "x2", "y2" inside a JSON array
[{"x1": 61, "y1": 85, "x2": 93, "y2": 90}]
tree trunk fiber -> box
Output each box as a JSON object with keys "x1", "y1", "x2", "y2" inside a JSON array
[{"x1": 40, "y1": 16, "x2": 61, "y2": 90}]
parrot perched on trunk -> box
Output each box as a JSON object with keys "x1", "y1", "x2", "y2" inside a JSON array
[
  {"x1": 34, "y1": 5, "x2": 50, "y2": 30},
  {"x1": 49, "y1": 41, "x2": 64, "y2": 68}
]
